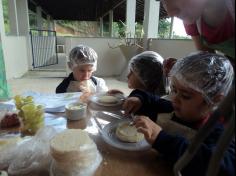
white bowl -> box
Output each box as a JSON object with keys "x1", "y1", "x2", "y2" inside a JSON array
[{"x1": 65, "y1": 102, "x2": 87, "y2": 121}]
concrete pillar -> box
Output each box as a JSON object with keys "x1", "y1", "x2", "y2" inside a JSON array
[
  {"x1": 8, "y1": 0, "x2": 19, "y2": 35},
  {"x1": 100, "y1": 17, "x2": 104, "y2": 37},
  {"x1": 109, "y1": 10, "x2": 113, "y2": 37},
  {"x1": 143, "y1": 0, "x2": 160, "y2": 49},
  {"x1": 126, "y1": 0, "x2": 136, "y2": 38},
  {"x1": 169, "y1": 17, "x2": 174, "y2": 39},
  {"x1": 16, "y1": 0, "x2": 30, "y2": 35},
  {"x1": 36, "y1": 6, "x2": 43, "y2": 30}
]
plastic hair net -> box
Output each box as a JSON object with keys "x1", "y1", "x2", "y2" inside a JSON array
[
  {"x1": 69, "y1": 45, "x2": 97, "y2": 71},
  {"x1": 129, "y1": 51, "x2": 164, "y2": 92},
  {"x1": 170, "y1": 52, "x2": 234, "y2": 104}
]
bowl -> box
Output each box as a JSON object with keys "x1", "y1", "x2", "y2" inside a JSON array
[{"x1": 65, "y1": 102, "x2": 87, "y2": 121}]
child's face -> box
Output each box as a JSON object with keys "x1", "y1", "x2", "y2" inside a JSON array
[
  {"x1": 161, "y1": 0, "x2": 207, "y2": 24},
  {"x1": 127, "y1": 70, "x2": 146, "y2": 90},
  {"x1": 71, "y1": 64, "x2": 94, "y2": 81},
  {"x1": 170, "y1": 77, "x2": 211, "y2": 122}
]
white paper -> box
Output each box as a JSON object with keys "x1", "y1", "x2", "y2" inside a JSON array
[{"x1": 21, "y1": 91, "x2": 82, "y2": 113}]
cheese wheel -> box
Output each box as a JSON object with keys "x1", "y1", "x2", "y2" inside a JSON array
[
  {"x1": 50, "y1": 129, "x2": 97, "y2": 162},
  {"x1": 116, "y1": 122, "x2": 144, "y2": 143},
  {"x1": 50, "y1": 129, "x2": 102, "y2": 175},
  {"x1": 98, "y1": 95, "x2": 118, "y2": 104}
]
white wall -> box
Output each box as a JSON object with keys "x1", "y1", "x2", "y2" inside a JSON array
[
  {"x1": 3, "y1": 36, "x2": 29, "y2": 79},
  {"x1": 151, "y1": 39, "x2": 197, "y2": 59},
  {"x1": 2, "y1": 36, "x2": 196, "y2": 79},
  {"x1": 64, "y1": 37, "x2": 197, "y2": 77}
]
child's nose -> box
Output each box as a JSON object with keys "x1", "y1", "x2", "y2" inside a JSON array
[{"x1": 83, "y1": 71, "x2": 89, "y2": 77}]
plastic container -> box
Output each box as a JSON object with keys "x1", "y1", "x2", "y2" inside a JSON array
[{"x1": 65, "y1": 102, "x2": 87, "y2": 121}]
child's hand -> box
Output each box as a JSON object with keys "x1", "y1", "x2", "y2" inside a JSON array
[
  {"x1": 122, "y1": 97, "x2": 142, "y2": 115},
  {"x1": 80, "y1": 92, "x2": 93, "y2": 103},
  {"x1": 134, "y1": 116, "x2": 162, "y2": 145},
  {"x1": 107, "y1": 89, "x2": 124, "y2": 95},
  {"x1": 67, "y1": 81, "x2": 81, "y2": 92},
  {"x1": 79, "y1": 80, "x2": 90, "y2": 92}
]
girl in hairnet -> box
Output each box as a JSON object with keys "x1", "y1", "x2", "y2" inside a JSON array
[
  {"x1": 122, "y1": 51, "x2": 173, "y2": 118},
  {"x1": 129, "y1": 52, "x2": 235, "y2": 176},
  {"x1": 56, "y1": 45, "x2": 108, "y2": 93}
]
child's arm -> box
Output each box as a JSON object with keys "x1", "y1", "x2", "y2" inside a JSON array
[
  {"x1": 107, "y1": 89, "x2": 124, "y2": 95},
  {"x1": 135, "y1": 116, "x2": 235, "y2": 175},
  {"x1": 126, "y1": 89, "x2": 173, "y2": 120}
]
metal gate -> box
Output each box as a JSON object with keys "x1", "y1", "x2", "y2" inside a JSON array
[{"x1": 30, "y1": 29, "x2": 58, "y2": 68}]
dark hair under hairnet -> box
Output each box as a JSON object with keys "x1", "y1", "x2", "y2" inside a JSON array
[
  {"x1": 129, "y1": 51, "x2": 165, "y2": 93},
  {"x1": 170, "y1": 51, "x2": 234, "y2": 104}
]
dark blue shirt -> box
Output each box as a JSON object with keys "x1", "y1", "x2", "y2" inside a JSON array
[{"x1": 129, "y1": 89, "x2": 235, "y2": 176}]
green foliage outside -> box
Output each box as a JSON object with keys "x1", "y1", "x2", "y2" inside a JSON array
[
  {"x1": 2, "y1": 0, "x2": 9, "y2": 34},
  {"x1": 172, "y1": 32, "x2": 191, "y2": 39},
  {"x1": 158, "y1": 18, "x2": 171, "y2": 39},
  {"x1": 1, "y1": 1, "x2": 187, "y2": 39}
]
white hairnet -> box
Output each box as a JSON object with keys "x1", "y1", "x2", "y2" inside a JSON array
[
  {"x1": 129, "y1": 51, "x2": 164, "y2": 92},
  {"x1": 170, "y1": 52, "x2": 234, "y2": 104},
  {"x1": 69, "y1": 45, "x2": 97, "y2": 70}
]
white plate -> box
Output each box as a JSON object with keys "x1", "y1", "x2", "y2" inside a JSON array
[
  {"x1": 90, "y1": 94, "x2": 124, "y2": 107},
  {"x1": 101, "y1": 119, "x2": 151, "y2": 151}
]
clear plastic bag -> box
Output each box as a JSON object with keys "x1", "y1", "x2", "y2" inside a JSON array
[
  {"x1": 0, "y1": 126, "x2": 57, "y2": 175},
  {"x1": 0, "y1": 133, "x2": 21, "y2": 170},
  {"x1": 49, "y1": 129, "x2": 102, "y2": 176},
  {"x1": 50, "y1": 151, "x2": 102, "y2": 176}
]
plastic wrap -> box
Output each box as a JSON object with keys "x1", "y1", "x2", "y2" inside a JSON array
[
  {"x1": 49, "y1": 129, "x2": 102, "y2": 176},
  {"x1": 0, "y1": 126, "x2": 57, "y2": 175},
  {"x1": 170, "y1": 52, "x2": 234, "y2": 104},
  {"x1": 50, "y1": 152, "x2": 102, "y2": 176},
  {"x1": 129, "y1": 51, "x2": 164, "y2": 92},
  {"x1": 68, "y1": 45, "x2": 97, "y2": 71}
]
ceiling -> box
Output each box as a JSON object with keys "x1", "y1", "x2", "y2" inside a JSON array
[{"x1": 29, "y1": 0, "x2": 168, "y2": 22}]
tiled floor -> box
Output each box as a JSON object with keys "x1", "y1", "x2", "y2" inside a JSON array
[{"x1": 8, "y1": 76, "x2": 131, "y2": 97}]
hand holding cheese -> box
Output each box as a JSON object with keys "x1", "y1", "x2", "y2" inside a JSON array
[
  {"x1": 79, "y1": 80, "x2": 96, "y2": 93},
  {"x1": 116, "y1": 122, "x2": 144, "y2": 143},
  {"x1": 134, "y1": 116, "x2": 162, "y2": 145}
]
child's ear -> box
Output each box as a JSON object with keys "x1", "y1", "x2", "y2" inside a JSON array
[
  {"x1": 212, "y1": 93, "x2": 224, "y2": 104},
  {"x1": 67, "y1": 62, "x2": 73, "y2": 70}
]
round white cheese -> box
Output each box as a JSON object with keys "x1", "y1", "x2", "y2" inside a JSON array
[
  {"x1": 116, "y1": 122, "x2": 144, "y2": 143},
  {"x1": 98, "y1": 95, "x2": 118, "y2": 104}
]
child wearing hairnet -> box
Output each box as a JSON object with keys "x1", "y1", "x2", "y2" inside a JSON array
[
  {"x1": 56, "y1": 45, "x2": 108, "y2": 94},
  {"x1": 129, "y1": 52, "x2": 235, "y2": 176},
  {"x1": 121, "y1": 51, "x2": 173, "y2": 118},
  {"x1": 110, "y1": 51, "x2": 167, "y2": 95}
]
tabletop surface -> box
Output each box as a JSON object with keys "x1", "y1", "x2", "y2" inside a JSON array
[{"x1": 0, "y1": 102, "x2": 174, "y2": 176}]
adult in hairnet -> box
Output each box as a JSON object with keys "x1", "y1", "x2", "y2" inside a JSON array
[
  {"x1": 56, "y1": 45, "x2": 108, "y2": 94},
  {"x1": 161, "y1": 0, "x2": 235, "y2": 76},
  {"x1": 126, "y1": 51, "x2": 235, "y2": 176},
  {"x1": 122, "y1": 51, "x2": 173, "y2": 117}
]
